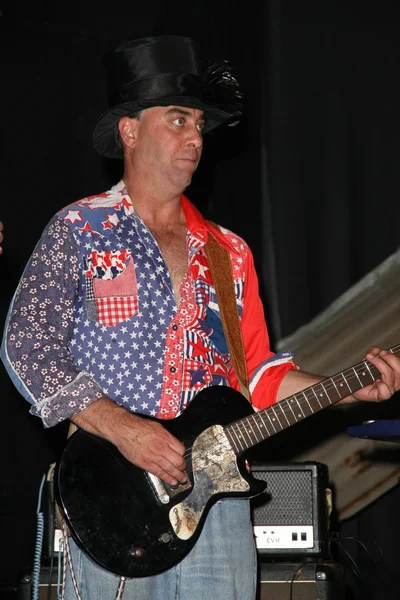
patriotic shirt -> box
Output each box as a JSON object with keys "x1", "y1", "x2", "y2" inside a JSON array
[{"x1": 1, "y1": 180, "x2": 295, "y2": 427}]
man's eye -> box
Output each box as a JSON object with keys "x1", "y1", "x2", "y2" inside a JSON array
[
  {"x1": 197, "y1": 123, "x2": 205, "y2": 133},
  {"x1": 173, "y1": 117, "x2": 185, "y2": 126}
]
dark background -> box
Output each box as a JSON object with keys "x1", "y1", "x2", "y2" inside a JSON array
[{"x1": 1, "y1": 1, "x2": 400, "y2": 598}]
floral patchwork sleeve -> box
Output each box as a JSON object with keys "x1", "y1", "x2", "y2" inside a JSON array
[{"x1": 1, "y1": 216, "x2": 103, "y2": 427}]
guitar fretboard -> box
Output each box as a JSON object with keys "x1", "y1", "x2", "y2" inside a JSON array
[{"x1": 225, "y1": 344, "x2": 400, "y2": 456}]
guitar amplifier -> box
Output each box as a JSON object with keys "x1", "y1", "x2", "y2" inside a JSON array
[
  {"x1": 250, "y1": 462, "x2": 330, "y2": 559},
  {"x1": 258, "y1": 561, "x2": 345, "y2": 600},
  {"x1": 17, "y1": 567, "x2": 59, "y2": 600}
]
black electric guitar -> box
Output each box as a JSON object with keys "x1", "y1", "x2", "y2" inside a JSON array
[{"x1": 55, "y1": 345, "x2": 400, "y2": 577}]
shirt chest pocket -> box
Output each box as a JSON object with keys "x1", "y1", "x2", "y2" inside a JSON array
[{"x1": 85, "y1": 252, "x2": 139, "y2": 326}]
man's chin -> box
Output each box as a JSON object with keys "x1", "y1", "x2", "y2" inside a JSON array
[{"x1": 177, "y1": 167, "x2": 196, "y2": 185}]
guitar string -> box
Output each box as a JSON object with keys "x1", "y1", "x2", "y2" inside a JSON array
[
  {"x1": 236, "y1": 350, "x2": 400, "y2": 425},
  {"x1": 181, "y1": 365, "x2": 374, "y2": 460},
  {"x1": 180, "y1": 349, "x2": 400, "y2": 463},
  {"x1": 181, "y1": 364, "x2": 386, "y2": 462}
]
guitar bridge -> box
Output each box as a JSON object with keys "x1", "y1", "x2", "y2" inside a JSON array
[
  {"x1": 165, "y1": 474, "x2": 192, "y2": 499},
  {"x1": 147, "y1": 472, "x2": 191, "y2": 504}
]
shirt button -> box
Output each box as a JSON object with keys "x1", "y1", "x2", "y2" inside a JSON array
[
  {"x1": 171, "y1": 324, "x2": 178, "y2": 331},
  {"x1": 170, "y1": 367, "x2": 176, "y2": 373}
]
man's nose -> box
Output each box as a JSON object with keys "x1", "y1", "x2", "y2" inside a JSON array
[{"x1": 186, "y1": 126, "x2": 203, "y2": 149}]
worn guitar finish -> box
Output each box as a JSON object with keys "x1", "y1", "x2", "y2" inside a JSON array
[{"x1": 55, "y1": 345, "x2": 400, "y2": 577}]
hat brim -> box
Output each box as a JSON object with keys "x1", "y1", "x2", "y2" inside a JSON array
[{"x1": 91, "y1": 98, "x2": 231, "y2": 159}]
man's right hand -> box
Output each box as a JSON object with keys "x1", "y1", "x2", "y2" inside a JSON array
[
  {"x1": 71, "y1": 396, "x2": 187, "y2": 486},
  {"x1": 113, "y1": 414, "x2": 187, "y2": 486}
]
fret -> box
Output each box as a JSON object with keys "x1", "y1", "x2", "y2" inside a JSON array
[
  {"x1": 332, "y1": 373, "x2": 350, "y2": 399},
  {"x1": 253, "y1": 414, "x2": 266, "y2": 439},
  {"x1": 276, "y1": 402, "x2": 291, "y2": 427},
  {"x1": 242, "y1": 417, "x2": 252, "y2": 444},
  {"x1": 225, "y1": 429, "x2": 239, "y2": 454},
  {"x1": 311, "y1": 387, "x2": 323, "y2": 408},
  {"x1": 223, "y1": 343, "x2": 400, "y2": 456},
  {"x1": 302, "y1": 389, "x2": 323, "y2": 415},
  {"x1": 348, "y1": 362, "x2": 377, "y2": 392},
  {"x1": 271, "y1": 400, "x2": 291, "y2": 429},
  {"x1": 238, "y1": 425, "x2": 252, "y2": 448},
  {"x1": 320, "y1": 381, "x2": 334, "y2": 405},
  {"x1": 287, "y1": 397, "x2": 300, "y2": 422},
  {"x1": 318, "y1": 384, "x2": 331, "y2": 405},
  {"x1": 228, "y1": 433, "x2": 241, "y2": 454},
  {"x1": 365, "y1": 361, "x2": 375, "y2": 382},
  {"x1": 320, "y1": 378, "x2": 340, "y2": 404},
  {"x1": 330, "y1": 377, "x2": 342, "y2": 399},
  {"x1": 305, "y1": 389, "x2": 325, "y2": 412},
  {"x1": 297, "y1": 393, "x2": 309, "y2": 417},
  {"x1": 357, "y1": 363, "x2": 376, "y2": 385},
  {"x1": 281, "y1": 404, "x2": 291, "y2": 424},
  {"x1": 250, "y1": 414, "x2": 268, "y2": 443},
  {"x1": 288, "y1": 392, "x2": 306, "y2": 423},
  {"x1": 270, "y1": 405, "x2": 285, "y2": 430},
  {"x1": 247, "y1": 415, "x2": 263, "y2": 445},
  {"x1": 265, "y1": 410, "x2": 278, "y2": 434},
  {"x1": 352, "y1": 366, "x2": 363, "y2": 388},
  {"x1": 294, "y1": 391, "x2": 312, "y2": 416},
  {"x1": 296, "y1": 394, "x2": 307, "y2": 418},
  {"x1": 258, "y1": 412, "x2": 276, "y2": 437},
  {"x1": 340, "y1": 372, "x2": 352, "y2": 394},
  {"x1": 229, "y1": 423, "x2": 245, "y2": 453},
  {"x1": 303, "y1": 390, "x2": 314, "y2": 413}
]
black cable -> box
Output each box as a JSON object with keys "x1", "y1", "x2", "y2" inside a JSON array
[
  {"x1": 47, "y1": 552, "x2": 54, "y2": 600},
  {"x1": 288, "y1": 562, "x2": 309, "y2": 600},
  {"x1": 329, "y1": 532, "x2": 395, "y2": 599}
]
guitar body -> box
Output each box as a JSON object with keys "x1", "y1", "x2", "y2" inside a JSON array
[
  {"x1": 55, "y1": 386, "x2": 267, "y2": 577},
  {"x1": 55, "y1": 344, "x2": 400, "y2": 577}
]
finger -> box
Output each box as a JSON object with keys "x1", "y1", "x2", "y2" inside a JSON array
[
  {"x1": 145, "y1": 435, "x2": 187, "y2": 480},
  {"x1": 376, "y1": 349, "x2": 400, "y2": 372},
  {"x1": 367, "y1": 351, "x2": 395, "y2": 384},
  {"x1": 367, "y1": 346, "x2": 382, "y2": 358},
  {"x1": 166, "y1": 435, "x2": 186, "y2": 457},
  {"x1": 148, "y1": 454, "x2": 188, "y2": 486},
  {"x1": 162, "y1": 457, "x2": 188, "y2": 484},
  {"x1": 373, "y1": 379, "x2": 393, "y2": 402},
  {"x1": 159, "y1": 446, "x2": 187, "y2": 480}
]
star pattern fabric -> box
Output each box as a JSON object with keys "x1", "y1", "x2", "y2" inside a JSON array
[{"x1": 1, "y1": 180, "x2": 296, "y2": 427}]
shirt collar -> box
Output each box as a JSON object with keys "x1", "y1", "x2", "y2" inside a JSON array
[
  {"x1": 116, "y1": 180, "x2": 239, "y2": 255},
  {"x1": 181, "y1": 195, "x2": 240, "y2": 255}
]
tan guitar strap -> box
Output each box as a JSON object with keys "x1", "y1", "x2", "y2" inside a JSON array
[{"x1": 205, "y1": 222, "x2": 250, "y2": 401}]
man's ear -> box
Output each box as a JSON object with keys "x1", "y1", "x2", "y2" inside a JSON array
[{"x1": 118, "y1": 116, "x2": 139, "y2": 150}]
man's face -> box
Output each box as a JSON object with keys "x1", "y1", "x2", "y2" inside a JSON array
[{"x1": 131, "y1": 105, "x2": 205, "y2": 193}]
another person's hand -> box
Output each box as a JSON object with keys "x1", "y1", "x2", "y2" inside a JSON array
[{"x1": 0, "y1": 221, "x2": 3, "y2": 254}]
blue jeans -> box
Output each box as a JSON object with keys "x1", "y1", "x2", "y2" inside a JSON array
[{"x1": 64, "y1": 498, "x2": 257, "y2": 600}]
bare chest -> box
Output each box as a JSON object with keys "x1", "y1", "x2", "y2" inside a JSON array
[{"x1": 150, "y1": 227, "x2": 188, "y2": 304}]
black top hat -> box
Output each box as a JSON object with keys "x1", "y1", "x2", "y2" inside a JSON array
[{"x1": 91, "y1": 35, "x2": 243, "y2": 159}]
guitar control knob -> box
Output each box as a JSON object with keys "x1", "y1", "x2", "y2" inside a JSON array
[
  {"x1": 129, "y1": 546, "x2": 145, "y2": 558},
  {"x1": 158, "y1": 532, "x2": 172, "y2": 544}
]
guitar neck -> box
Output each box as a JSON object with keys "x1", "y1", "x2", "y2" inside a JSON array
[{"x1": 225, "y1": 344, "x2": 400, "y2": 456}]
